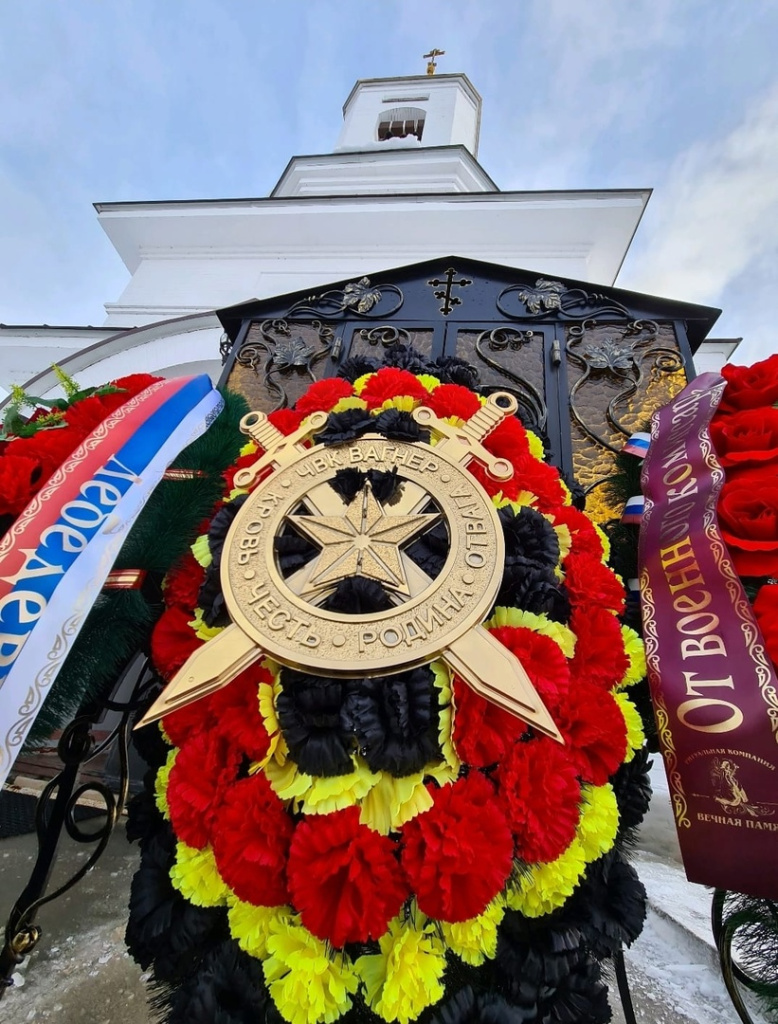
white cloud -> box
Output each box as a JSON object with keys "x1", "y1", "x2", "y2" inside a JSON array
[{"x1": 620, "y1": 81, "x2": 778, "y2": 304}]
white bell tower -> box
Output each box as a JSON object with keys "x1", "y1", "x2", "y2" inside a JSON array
[{"x1": 272, "y1": 71, "x2": 494, "y2": 197}]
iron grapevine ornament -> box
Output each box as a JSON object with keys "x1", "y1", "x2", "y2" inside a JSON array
[{"x1": 139, "y1": 392, "x2": 561, "y2": 740}]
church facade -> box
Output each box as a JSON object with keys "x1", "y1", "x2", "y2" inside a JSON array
[{"x1": 0, "y1": 69, "x2": 736, "y2": 403}]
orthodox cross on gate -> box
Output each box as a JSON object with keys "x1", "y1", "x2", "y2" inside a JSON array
[
  {"x1": 423, "y1": 47, "x2": 445, "y2": 75},
  {"x1": 428, "y1": 267, "x2": 473, "y2": 315}
]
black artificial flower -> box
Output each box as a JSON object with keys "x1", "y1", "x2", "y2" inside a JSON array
[
  {"x1": 431, "y1": 986, "x2": 529, "y2": 1024},
  {"x1": 611, "y1": 746, "x2": 653, "y2": 849},
  {"x1": 382, "y1": 343, "x2": 431, "y2": 375},
  {"x1": 432, "y1": 356, "x2": 480, "y2": 390},
  {"x1": 405, "y1": 519, "x2": 449, "y2": 578},
  {"x1": 328, "y1": 468, "x2": 401, "y2": 505},
  {"x1": 274, "y1": 531, "x2": 319, "y2": 576},
  {"x1": 321, "y1": 576, "x2": 394, "y2": 614},
  {"x1": 491, "y1": 910, "x2": 583, "y2": 1006},
  {"x1": 341, "y1": 667, "x2": 441, "y2": 777},
  {"x1": 337, "y1": 355, "x2": 380, "y2": 382},
  {"x1": 168, "y1": 941, "x2": 274, "y2": 1024},
  {"x1": 198, "y1": 496, "x2": 249, "y2": 625},
  {"x1": 317, "y1": 408, "x2": 376, "y2": 445},
  {"x1": 499, "y1": 506, "x2": 560, "y2": 570},
  {"x1": 276, "y1": 671, "x2": 355, "y2": 777},
  {"x1": 373, "y1": 408, "x2": 429, "y2": 443},
  {"x1": 564, "y1": 851, "x2": 647, "y2": 960},
  {"x1": 536, "y1": 952, "x2": 611, "y2": 1024}
]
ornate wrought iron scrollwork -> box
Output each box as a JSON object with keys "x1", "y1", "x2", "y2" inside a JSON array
[
  {"x1": 0, "y1": 658, "x2": 156, "y2": 998},
  {"x1": 358, "y1": 326, "x2": 412, "y2": 350},
  {"x1": 497, "y1": 278, "x2": 631, "y2": 321},
  {"x1": 566, "y1": 319, "x2": 684, "y2": 456},
  {"x1": 712, "y1": 889, "x2": 778, "y2": 1024},
  {"x1": 474, "y1": 328, "x2": 547, "y2": 431},
  {"x1": 236, "y1": 319, "x2": 335, "y2": 410},
  {"x1": 285, "y1": 277, "x2": 404, "y2": 319}
]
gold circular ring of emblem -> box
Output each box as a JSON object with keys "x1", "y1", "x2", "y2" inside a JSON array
[{"x1": 222, "y1": 434, "x2": 504, "y2": 676}]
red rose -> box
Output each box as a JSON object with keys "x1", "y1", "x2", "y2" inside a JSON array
[
  {"x1": 710, "y1": 407, "x2": 778, "y2": 467},
  {"x1": 360, "y1": 368, "x2": 429, "y2": 410},
  {"x1": 496, "y1": 738, "x2": 581, "y2": 864},
  {"x1": 295, "y1": 378, "x2": 354, "y2": 416},
  {"x1": 754, "y1": 584, "x2": 778, "y2": 668},
  {"x1": 718, "y1": 464, "x2": 778, "y2": 576},
  {"x1": 401, "y1": 772, "x2": 513, "y2": 922},
  {"x1": 287, "y1": 806, "x2": 409, "y2": 947},
  {"x1": 719, "y1": 354, "x2": 778, "y2": 415},
  {"x1": 211, "y1": 773, "x2": 294, "y2": 906}
]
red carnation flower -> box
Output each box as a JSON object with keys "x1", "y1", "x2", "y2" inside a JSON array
[
  {"x1": 295, "y1": 378, "x2": 354, "y2": 416},
  {"x1": 452, "y1": 674, "x2": 528, "y2": 768},
  {"x1": 481, "y1": 417, "x2": 531, "y2": 465},
  {"x1": 427, "y1": 383, "x2": 482, "y2": 422},
  {"x1": 209, "y1": 664, "x2": 272, "y2": 762},
  {"x1": 551, "y1": 683, "x2": 627, "y2": 785},
  {"x1": 468, "y1": 445, "x2": 565, "y2": 510},
  {"x1": 109, "y1": 373, "x2": 160, "y2": 396},
  {"x1": 496, "y1": 738, "x2": 581, "y2": 864},
  {"x1": 163, "y1": 551, "x2": 206, "y2": 611},
  {"x1": 401, "y1": 772, "x2": 513, "y2": 922},
  {"x1": 212, "y1": 773, "x2": 294, "y2": 906},
  {"x1": 268, "y1": 407, "x2": 304, "y2": 434},
  {"x1": 287, "y1": 806, "x2": 409, "y2": 947},
  {"x1": 569, "y1": 607, "x2": 628, "y2": 691},
  {"x1": 360, "y1": 368, "x2": 429, "y2": 410},
  {"x1": 0, "y1": 454, "x2": 39, "y2": 516},
  {"x1": 63, "y1": 395, "x2": 112, "y2": 437},
  {"x1": 151, "y1": 605, "x2": 203, "y2": 681},
  {"x1": 223, "y1": 449, "x2": 265, "y2": 492},
  {"x1": 488, "y1": 626, "x2": 571, "y2": 708},
  {"x1": 551, "y1": 506, "x2": 605, "y2": 560},
  {"x1": 162, "y1": 693, "x2": 217, "y2": 748},
  {"x1": 167, "y1": 730, "x2": 241, "y2": 849},
  {"x1": 563, "y1": 552, "x2": 625, "y2": 615},
  {"x1": 14, "y1": 423, "x2": 82, "y2": 482}
]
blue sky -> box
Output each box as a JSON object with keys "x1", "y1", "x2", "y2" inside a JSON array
[{"x1": 1, "y1": 0, "x2": 777, "y2": 364}]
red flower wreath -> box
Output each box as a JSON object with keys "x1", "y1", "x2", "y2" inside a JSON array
[
  {"x1": 211, "y1": 773, "x2": 294, "y2": 907},
  {"x1": 569, "y1": 606, "x2": 628, "y2": 691},
  {"x1": 287, "y1": 806, "x2": 410, "y2": 947},
  {"x1": 401, "y1": 772, "x2": 513, "y2": 922},
  {"x1": 151, "y1": 604, "x2": 203, "y2": 681},
  {"x1": 551, "y1": 505, "x2": 606, "y2": 560},
  {"x1": 295, "y1": 378, "x2": 354, "y2": 416},
  {"x1": 549, "y1": 681, "x2": 628, "y2": 786},
  {"x1": 487, "y1": 626, "x2": 571, "y2": 707},
  {"x1": 427, "y1": 383, "x2": 482, "y2": 422}
]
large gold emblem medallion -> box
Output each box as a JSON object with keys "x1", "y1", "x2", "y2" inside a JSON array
[{"x1": 139, "y1": 395, "x2": 561, "y2": 741}]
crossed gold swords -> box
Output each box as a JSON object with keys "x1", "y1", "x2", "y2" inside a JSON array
[{"x1": 137, "y1": 394, "x2": 561, "y2": 742}]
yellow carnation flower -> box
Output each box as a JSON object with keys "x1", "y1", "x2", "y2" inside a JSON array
[
  {"x1": 430, "y1": 659, "x2": 459, "y2": 773},
  {"x1": 257, "y1": 661, "x2": 286, "y2": 766},
  {"x1": 577, "y1": 783, "x2": 619, "y2": 862},
  {"x1": 332, "y1": 396, "x2": 368, "y2": 413},
  {"x1": 619, "y1": 626, "x2": 646, "y2": 687},
  {"x1": 360, "y1": 772, "x2": 433, "y2": 834},
  {"x1": 441, "y1": 897, "x2": 505, "y2": 966},
  {"x1": 415, "y1": 374, "x2": 441, "y2": 392},
  {"x1": 378, "y1": 396, "x2": 421, "y2": 413},
  {"x1": 353, "y1": 373, "x2": 375, "y2": 395},
  {"x1": 264, "y1": 920, "x2": 358, "y2": 1024},
  {"x1": 188, "y1": 607, "x2": 225, "y2": 642},
  {"x1": 228, "y1": 898, "x2": 293, "y2": 960},
  {"x1": 190, "y1": 533, "x2": 212, "y2": 568},
  {"x1": 154, "y1": 748, "x2": 176, "y2": 819},
  {"x1": 526, "y1": 430, "x2": 545, "y2": 460},
  {"x1": 506, "y1": 839, "x2": 587, "y2": 917},
  {"x1": 355, "y1": 917, "x2": 446, "y2": 1024},
  {"x1": 614, "y1": 691, "x2": 645, "y2": 762},
  {"x1": 170, "y1": 843, "x2": 229, "y2": 907},
  {"x1": 239, "y1": 439, "x2": 258, "y2": 458},
  {"x1": 594, "y1": 522, "x2": 611, "y2": 560},
  {"x1": 486, "y1": 606, "x2": 576, "y2": 658},
  {"x1": 263, "y1": 756, "x2": 379, "y2": 814}
]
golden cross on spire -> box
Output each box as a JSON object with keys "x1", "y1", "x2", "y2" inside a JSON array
[{"x1": 423, "y1": 48, "x2": 445, "y2": 75}]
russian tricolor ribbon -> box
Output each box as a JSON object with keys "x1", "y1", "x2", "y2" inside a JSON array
[
  {"x1": 621, "y1": 495, "x2": 645, "y2": 524},
  {"x1": 623, "y1": 431, "x2": 651, "y2": 458},
  {"x1": 0, "y1": 376, "x2": 222, "y2": 787}
]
